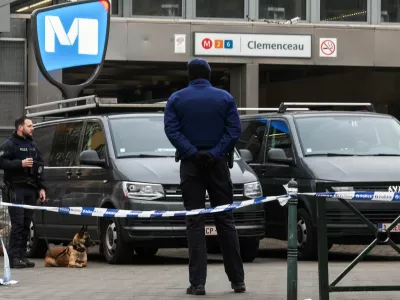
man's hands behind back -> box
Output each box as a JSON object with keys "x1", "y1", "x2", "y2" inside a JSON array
[{"x1": 195, "y1": 151, "x2": 216, "y2": 168}]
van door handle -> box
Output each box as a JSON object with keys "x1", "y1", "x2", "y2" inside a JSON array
[
  {"x1": 76, "y1": 170, "x2": 82, "y2": 176},
  {"x1": 66, "y1": 170, "x2": 72, "y2": 176}
]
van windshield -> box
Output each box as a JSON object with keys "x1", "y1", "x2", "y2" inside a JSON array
[
  {"x1": 109, "y1": 115, "x2": 240, "y2": 159},
  {"x1": 294, "y1": 115, "x2": 400, "y2": 156},
  {"x1": 109, "y1": 116, "x2": 176, "y2": 157}
]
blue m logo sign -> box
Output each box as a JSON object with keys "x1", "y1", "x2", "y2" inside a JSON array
[
  {"x1": 44, "y1": 16, "x2": 99, "y2": 55},
  {"x1": 34, "y1": 0, "x2": 109, "y2": 72}
]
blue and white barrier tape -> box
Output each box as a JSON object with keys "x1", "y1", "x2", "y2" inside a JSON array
[
  {"x1": 0, "y1": 191, "x2": 400, "y2": 219},
  {"x1": 310, "y1": 191, "x2": 400, "y2": 202},
  {"x1": 0, "y1": 194, "x2": 291, "y2": 218}
]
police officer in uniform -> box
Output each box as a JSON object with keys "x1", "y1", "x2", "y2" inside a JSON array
[
  {"x1": 164, "y1": 58, "x2": 245, "y2": 295},
  {"x1": 0, "y1": 116, "x2": 46, "y2": 268}
]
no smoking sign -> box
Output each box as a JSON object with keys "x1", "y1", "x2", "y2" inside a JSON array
[{"x1": 319, "y1": 38, "x2": 337, "y2": 58}]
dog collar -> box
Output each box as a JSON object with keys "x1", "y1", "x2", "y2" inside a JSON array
[{"x1": 71, "y1": 244, "x2": 86, "y2": 252}]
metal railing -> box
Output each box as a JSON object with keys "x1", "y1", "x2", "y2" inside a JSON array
[{"x1": 316, "y1": 181, "x2": 400, "y2": 299}]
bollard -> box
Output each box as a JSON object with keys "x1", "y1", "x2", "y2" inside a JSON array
[{"x1": 287, "y1": 179, "x2": 298, "y2": 300}]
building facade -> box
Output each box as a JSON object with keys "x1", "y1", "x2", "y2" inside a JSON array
[{"x1": 1, "y1": 0, "x2": 400, "y2": 138}]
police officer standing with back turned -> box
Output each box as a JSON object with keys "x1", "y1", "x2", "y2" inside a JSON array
[
  {"x1": 0, "y1": 116, "x2": 46, "y2": 268},
  {"x1": 164, "y1": 58, "x2": 245, "y2": 296}
]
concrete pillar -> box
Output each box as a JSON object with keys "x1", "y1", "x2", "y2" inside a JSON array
[
  {"x1": 244, "y1": 63, "x2": 259, "y2": 111},
  {"x1": 230, "y1": 63, "x2": 259, "y2": 114}
]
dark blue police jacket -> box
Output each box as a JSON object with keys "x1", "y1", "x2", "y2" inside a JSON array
[{"x1": 164, "y1": 78, "x2": 241, "y2": 160}]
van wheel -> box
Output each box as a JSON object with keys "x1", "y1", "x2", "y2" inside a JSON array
[
  {"x1": 101, "y1": 218, "x2": 134, "y2": 264},
  {"x1": 239, "y1": 238, "x2": 259, "y2": 262},
  {"x1": 135, "y1": 247, "x2": 158, "y2": 257},
  {"x1": 26, "y1": 220, "x2": 47, "y2": 258},
  {"x1": 297, "y1": 208, "x2": 317, "y2": 260}
]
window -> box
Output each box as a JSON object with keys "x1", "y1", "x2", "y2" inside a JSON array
[
  {"x1": 236, "y1": 119, "x2": 268, "y2": 163},
  {"x1": 266, "y1": 120, "x2": 293, "y2": 158},
  {"x1": 34, "y1": 125, "x2": 56, "y2": 166},
  {"x1": 259, "y1": 0, "x2": 307, "y2": 21},
  {"x1": 132, "y1": 0, "x2": 183, "y2": 17},
  {"x1": 295, "y1": 115, "x2": 400, "y2": 156},
  {"x1": 196, "y1": 0, "x2": 244, "y2": 18},
  {"x1": 320, "y1": 0, "x2": 368, "y2": 22},
  {"x1": 48, "y1": 122, "x2": 83, "y2": 167},
  {"x1": 110, "y1": 0, "x2": 119, "y2": 15},
  {"x1": 82, "y1": 122, "x2": 106, "y2": 160},
  {"x1": 381, "y1": 0, "x2": 400, "y2": 23},
  {"x1": 109, "y1": 116, "x2": 176, "y2": 157}
]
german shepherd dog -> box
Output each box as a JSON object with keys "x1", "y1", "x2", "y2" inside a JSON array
[{"x1": 44, "y1": 225, "x2": 93, "y2": 268}]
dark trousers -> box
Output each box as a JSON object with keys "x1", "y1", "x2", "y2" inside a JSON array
[
  {"x1": 180, "y1": 157, "x2": 244, "y2": 287},
  {"x1": 7, "y1": 186, "x2": 37, "y2": 260}
]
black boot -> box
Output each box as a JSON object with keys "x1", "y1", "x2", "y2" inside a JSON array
[
  {"x1": 186, "y1": 285, "x2": 206, "y2": 295},
  {"x1": 231, "y1": 282, "x2": 246, "y2": 293},
  {"x1": 21, "y1": 257, "x2": 35, "y2": 267},
  {"x1": 10, "y1": 258, "x2": 27, "y2": 269}
]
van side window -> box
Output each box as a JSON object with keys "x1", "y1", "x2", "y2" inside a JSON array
[
  {"x1": 33, "y1": 125, "x2": 56, "y2": 165},
  {"x1": 49, "y1": 122, "x2": 83, "y2": 166},
  {"x1": 82, "y1": 122, "x2": 106, "y2": 160},
  {"x1": 266, "y1": 120, "x2": 293, "y2": 158},
  {"x1": 236, "y1": 119, "x2": 268, "y2": 163}
]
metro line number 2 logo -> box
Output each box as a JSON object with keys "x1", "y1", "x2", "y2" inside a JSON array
[{"x1": 201, "y1": 38, "x2": 233, "y2": 50}]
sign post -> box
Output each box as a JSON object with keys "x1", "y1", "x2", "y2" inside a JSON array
[{"x1": 31, "y1": 0, "x2": 111, "y2": 99}]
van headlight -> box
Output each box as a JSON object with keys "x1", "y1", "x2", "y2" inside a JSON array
[
  {"x1": 123, "y1": 181, "x2": 164, "y2": 201},
  {"x1": 244, "y1": 181, "x2": 262, "y2": 198}
]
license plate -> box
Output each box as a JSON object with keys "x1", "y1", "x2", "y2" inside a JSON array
[
  {"x1": 205, "y1": 225, "x2": 217, "y2": 236},
  {"x1": 378, "y1": 223, "x2": 400, "y2": 232}
]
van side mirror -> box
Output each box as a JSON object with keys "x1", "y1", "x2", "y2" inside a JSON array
[
  {"x1": 79, "y1": 150, "x2": 106, "y2": 167},
  {"x1": 267, "y1": 148, "x2": 293, "y2": 165},
  {"x1": 239, "y1": 149, "x2": 253, "y2": 163}
]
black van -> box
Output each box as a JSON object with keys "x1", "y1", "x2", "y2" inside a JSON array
[
  {"x1": 236, "y1": 102, "x2": 400, "y2": 259},
  {"x1": 21, "y1": 97, "x2": 265, "y2": 264}
]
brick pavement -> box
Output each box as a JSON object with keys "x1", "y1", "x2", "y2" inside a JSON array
[{"x1": 1, "y1": 239, "x2": 400, "y2": 300}]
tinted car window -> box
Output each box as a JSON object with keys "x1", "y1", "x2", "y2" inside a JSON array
[
  {"x1": 295, "y1": 115, "x2": 400, "y2": 156},
  {"x1": 236, "y1": 119, "x2": 268, "y2": 163},
  {"x1": 82, "y1": 122, "x2": 106, "y2": 160},
  {"x1": 34, "y1": 125, "x2": 56, "y2": 165},
  {"x1": 266, "y1": 120, "x2": 293, "y2": 158},
  {"x1": 49, "y1": 122, "x2": 83, "y2": 166},
  {"x1": 109, "y1": 116, "x2": 175, "y2": 157}
]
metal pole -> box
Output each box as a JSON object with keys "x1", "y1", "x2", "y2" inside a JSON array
[{"x1": 287, "y1": 179, "x2": 298, "y2": 300}]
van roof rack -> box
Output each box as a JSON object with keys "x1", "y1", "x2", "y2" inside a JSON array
[
  {"x1": 237, "y1": 107, "x2": 309, "y2": 112},
  {"x1": 278, "y1": 102, "x2": 376, "y2": 113},
  {"x1": 25, "y1": 95, "x2": 167, "y2": 120}
]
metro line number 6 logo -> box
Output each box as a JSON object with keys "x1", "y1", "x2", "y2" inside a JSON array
[{"x1": 201, "y1": 37, "x2": 233, "y2": 50}]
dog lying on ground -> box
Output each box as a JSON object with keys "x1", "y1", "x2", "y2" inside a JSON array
[{"x1": 44, "y1": 225, "x2": 93, "y2": 268}]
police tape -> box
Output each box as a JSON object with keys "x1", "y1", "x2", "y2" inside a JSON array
[
  {"x1": 309, "y1": 191, "x2": 400, "y2": 201},
  {"x1": 0, "y1": 191, "x2": 399, "y2": 219},
  {"x1": 0, "y1": 194, "x2": 292, "y2": 218}
]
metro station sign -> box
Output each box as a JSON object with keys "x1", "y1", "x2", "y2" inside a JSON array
[
  {"x1": 194, "y1": 32, "x2": 312, "y2": 58},
  {"x1": 31, "y1": 0, "x2": 111, "y2": 99}
]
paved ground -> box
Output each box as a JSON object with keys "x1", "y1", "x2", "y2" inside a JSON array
[{"x1": 1, "y1": 238, "x2": 400, "y2": 300}]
